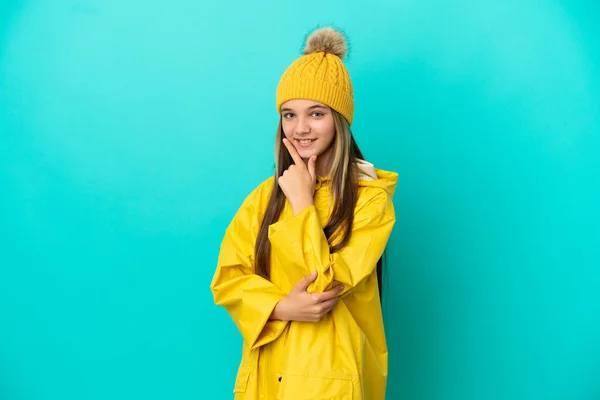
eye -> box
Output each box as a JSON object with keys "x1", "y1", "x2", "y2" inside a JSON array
[
  {"x1": 282, "y1": 112, "x2": 294, "y2": 119},
  {"x1": 312, "y1": 111, "x2": 325, "y2": 117}
]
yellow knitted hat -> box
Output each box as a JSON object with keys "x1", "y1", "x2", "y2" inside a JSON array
[{"x1": 276, "y1": 27, "x2": 354, "y2": 125}]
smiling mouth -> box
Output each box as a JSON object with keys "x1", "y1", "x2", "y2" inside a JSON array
[
  {"x1": 295, "y1": 139, "x2": 316, "y2": 149},
  {"x1": 296, "y1": 139, "x2": 316, "y2": 144}
]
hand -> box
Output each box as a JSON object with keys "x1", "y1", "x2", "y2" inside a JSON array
[
  {"x1": 278, "y1": 138, "x2": 317, "y2": 215},
  {"x1": 270, "y1": 272, "x2": 344, "y2": 322}
]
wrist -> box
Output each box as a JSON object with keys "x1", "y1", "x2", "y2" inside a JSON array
[
  {"x1": 270, "y1": 300, "x2": 288, "y2": 321},
  {"x1": 291, "y1": 199, "x2": 314, "y2": 216}
]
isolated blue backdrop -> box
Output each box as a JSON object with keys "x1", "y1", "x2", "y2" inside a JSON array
[{"x1": 1, "y1": 1, "x2": 599, "y2": 399}]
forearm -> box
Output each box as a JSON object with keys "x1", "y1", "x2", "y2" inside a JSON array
[{"x1": 268, "y1": 198, "x2": 395, "y2": 296}]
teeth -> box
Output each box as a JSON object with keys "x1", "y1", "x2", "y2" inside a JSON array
[{"x1": 298, "y1": 139, "x2": 314, "y2": 144}]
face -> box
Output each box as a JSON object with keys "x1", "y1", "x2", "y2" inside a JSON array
[{"x1": 280, "y1": 99, "x2": 336, "y2": 163}]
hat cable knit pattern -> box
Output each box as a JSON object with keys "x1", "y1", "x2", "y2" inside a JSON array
[{"x1": 276, "y1": 27, "x2": 354, "y2": 125}]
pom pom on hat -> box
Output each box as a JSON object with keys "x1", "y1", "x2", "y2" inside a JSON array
[
  {"x1": 276, "y1": 26, "x2": 354, "y2": 124},
  {"x1": 303, "y1": 27, "x2": 348, "y2": 59}
]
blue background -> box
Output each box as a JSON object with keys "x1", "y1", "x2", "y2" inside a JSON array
[{"x1": 1, "y1": 1, "x2": 599, "y2": 399}]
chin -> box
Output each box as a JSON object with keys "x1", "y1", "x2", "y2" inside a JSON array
[{"x1": 298, "y1": 150, "x2": 319, "y2": 159}]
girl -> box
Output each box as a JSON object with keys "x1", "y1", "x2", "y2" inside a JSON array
[{"x1": 210, "y1": 27, "x2": 398, "y2": 400}]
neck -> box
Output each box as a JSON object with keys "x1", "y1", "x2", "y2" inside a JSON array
[
  {"x1": 313, "y1": 151, "x2": 333, "y2": 177},
  {"x1": 314, "y1": 143, "x2": 334, "y2": 177}
]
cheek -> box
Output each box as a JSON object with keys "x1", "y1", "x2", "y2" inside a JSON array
[
  {"x1": 320, "y1": 121, "x2": 336, "y2": 144},
  {"x1": 281, "y1": 122, "x2": 293, "y2": 138}
]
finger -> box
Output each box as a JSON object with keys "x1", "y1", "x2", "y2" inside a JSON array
[
  {"x1": 293, "y1": 271, "x2": 317, "y2": 292},
  {"x1": 308, "y1": 155, "x2": 317, "y2": 180},
  {"x1": 313, "y1": 285, "x2": 344, "y2": 302},
  {"x1": 282, "y1": 138, "x2": 304, "y2": 166},
  {"x1": 314, "y1": 298, "x2": 338, "y2": 319},
  {"x1": 319, "y1": 297, "x2": 338, "y2": 312}
]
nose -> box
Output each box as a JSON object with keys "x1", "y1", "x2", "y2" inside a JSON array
[{"x1": 295, "y1": 116, "x2": 311, "y2": 135}]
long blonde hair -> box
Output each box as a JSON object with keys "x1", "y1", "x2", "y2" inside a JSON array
[
  {"x1": 253, "y1": 110, "x2": 385, "y2": 297},
  {"x1": 254, "y1": 110, "x2": 362, "y2": 273}
]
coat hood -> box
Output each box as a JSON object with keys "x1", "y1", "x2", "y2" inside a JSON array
[{"x1": 317, "y1": 159, "x2": 398, "y2": 198}]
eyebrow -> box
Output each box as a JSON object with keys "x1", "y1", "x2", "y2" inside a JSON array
[{"x1": 280, "y1": 105, "x2": 328, "y2": 113}]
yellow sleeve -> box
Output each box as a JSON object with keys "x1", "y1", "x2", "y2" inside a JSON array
[
  {"x1": 268, "y1": 189, "x2": 395, "y2": 296},
  {"x1": 210, "y1": 182, "x2": 289, "y2": 349}
]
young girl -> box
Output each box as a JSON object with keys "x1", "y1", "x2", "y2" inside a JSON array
[{"x1": 210, "y1": 27, "x2": 398, "y2": 400}]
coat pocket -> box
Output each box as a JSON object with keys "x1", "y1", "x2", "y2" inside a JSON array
[
  {"x1": 277, "y1": 373, "x2": 353, "y2": 400},
  {"x1": 233, "y1": 364, "x2": 251, "y2": 393}
]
